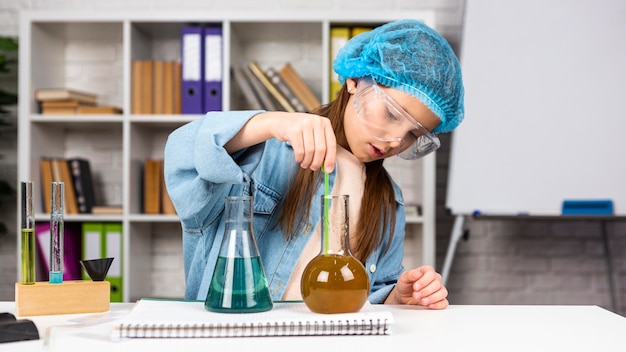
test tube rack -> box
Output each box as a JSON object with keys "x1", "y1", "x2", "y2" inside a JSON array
[{"x1": 14, "y1": 280, "x2": 110, "y2": 316}]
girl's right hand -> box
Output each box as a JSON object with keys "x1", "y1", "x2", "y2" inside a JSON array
[{"x1": 265, "y1": 112, "x2": 337, "y2": 173}]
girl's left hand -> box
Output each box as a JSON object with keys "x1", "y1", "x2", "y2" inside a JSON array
[{"x1": 387, "y1": 266, "x2": 449, "y2": 309}]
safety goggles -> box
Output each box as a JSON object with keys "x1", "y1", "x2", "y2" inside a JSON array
[{"x1": 354, "y1": 76, "x2": 441, "y2": 160}]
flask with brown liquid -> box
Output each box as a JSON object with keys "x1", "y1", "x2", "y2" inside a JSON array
[{"x1": 300, "y1": 194, "x2": 370, "y2": 313}]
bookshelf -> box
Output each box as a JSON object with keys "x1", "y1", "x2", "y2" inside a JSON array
[{"x1": 18, "y1": 11, "x2": 438, "y2": 302}]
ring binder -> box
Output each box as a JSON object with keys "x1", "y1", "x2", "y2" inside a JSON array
[
  {"x1": 181, "y1": 26, "x2": 204, "y2": 114},
  {"x1": 203, "y1": 26, "x2": 223, "y2": 112}
]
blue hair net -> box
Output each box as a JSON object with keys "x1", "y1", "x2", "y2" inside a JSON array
[{"x1": 333, "y1": 19, "x2": 464, "y2": 134}]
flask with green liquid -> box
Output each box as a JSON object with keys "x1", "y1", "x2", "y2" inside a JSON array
[
  {"x1": 205, "y1": 196, "x2": 273, "y2": 313},
  {"x1": 300, "y1": 194, "x2": 370, "y2": 314}
]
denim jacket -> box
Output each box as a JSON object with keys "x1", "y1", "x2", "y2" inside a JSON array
[{"x1": 164, "y1": 111, "x2": 408, "y2": 303}]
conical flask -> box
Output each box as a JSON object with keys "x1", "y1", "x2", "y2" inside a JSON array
[
  {"x1": 205, "y1": 196, "x2": 273, "y2": 313},
  {"x1": 300, "y1": 194, "x2": 370, "y2": 313}
]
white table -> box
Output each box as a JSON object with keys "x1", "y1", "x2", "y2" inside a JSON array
[{"x1": 1, "y1": 302, "x2": 625, "y2": 351}]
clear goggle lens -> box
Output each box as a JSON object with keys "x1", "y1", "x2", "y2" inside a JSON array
[{"x1": 354, "y1": 77, "x2": 440, "y2": 160}]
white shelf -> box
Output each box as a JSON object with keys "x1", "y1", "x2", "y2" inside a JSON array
[{"x1": 18, "y1": 11, "x2": 438, "y2": 301}]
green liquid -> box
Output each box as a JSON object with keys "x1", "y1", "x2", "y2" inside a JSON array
[
  {"x1": 21, "y1": 228, "x2": 36, "y2": 284},
  {"x1": 205, "y1": 256, "x2": 273, "y2": 313}
]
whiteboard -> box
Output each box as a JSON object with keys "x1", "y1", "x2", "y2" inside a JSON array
[{"x1": 445, "y1": 0, "x2": 626, "y2": 216}]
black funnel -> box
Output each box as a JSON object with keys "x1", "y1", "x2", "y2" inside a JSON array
[{"x1": 80, "y1": 258, "x2": 114, "y2": 281}]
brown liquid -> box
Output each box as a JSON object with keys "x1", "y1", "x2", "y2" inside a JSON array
[{"x1": 300, "y1": 253, "x2": 370, "y2": 314}]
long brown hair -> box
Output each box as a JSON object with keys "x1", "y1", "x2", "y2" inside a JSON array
[{"x1": 277, "y1": 85, "x2": 397, "y2": 263}]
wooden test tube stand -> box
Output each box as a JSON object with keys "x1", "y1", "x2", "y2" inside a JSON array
[{"x1": 15, "y1": 280, "x2": 110, "y2": 316}]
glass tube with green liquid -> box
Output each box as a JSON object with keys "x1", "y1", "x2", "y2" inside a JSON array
[
  {"x1": 49, "y1": 182, "x2": 64, "y2": 284},
  {"x1": 20, "y1": 181, "x2": 36, "y2": 284}
]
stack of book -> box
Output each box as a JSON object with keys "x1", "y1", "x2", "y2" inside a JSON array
[
  {"x1": 233, "y1": 61, "x2": 321, "y2": 113},
  {"x1": 35, "y1": 88, "x2": 122, "y2": 115}
]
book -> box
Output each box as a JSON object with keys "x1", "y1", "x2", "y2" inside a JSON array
[
  {"x1": 243, "y1": 64, "x2": 279, "y2": 110},
  {"x1": 143, "y1": 159, "x2": 161, "y2": 214},
  {"x1": 278, "y1": 63, "x2": 321, "y2": 112},
  {"x1": 67, "y1": 158, "x2": 96, "y2": 214},
  {"x1": 232, "y1": 65, "x2": 263, "y2": 110},
  {"x1": 132, "y1": 60, "x2": 143, "y2": 114},
  {"x1": 248, "y1": 61, "x2": 295, "y2": 112},
  {"x1": 112, "y1": 299, "x2": 393, "y2": 338},
  {"x1": 141, "y1": 60, "x2": 154, "y2": 114},
  {"x1": 173, "y1": 62, "x2": 182, "y2": 114},
  {"x1": 50, "y1": 158, "x2": 79, "y2": 214},
  {"x1": 163, "y1": 61, "x2": 175, "y2": 114},
  {"x1": 41, "y1": 106, "x2": 78, "y2": 115},
  {"x1": 34, "y1": 88, "x2": 98, "y2": 105},
  {"x1": 153, "y1": 60, "x2": 165, "y2": 114},
  {"x1": 159, "y1": 159, "x2": 176, "y2": 215},
  {"x1": 77, "y1": 106, "x2": 123, "y2": 114},
  {"x1": 329, "y1": 27, "x2": 350, "y2": 101},
  {"x1": 39, "y1": 158, "x2": 53, "y2": 213},
  {"x1": 40, "y1": 100, "x2": 95, "y2": 108},
  {"x1": 92, "y1": 205, "x2": 123, "y2": 215},
  {"x1": 265, "y1": 66, "x2": 307, "y2": 112}
]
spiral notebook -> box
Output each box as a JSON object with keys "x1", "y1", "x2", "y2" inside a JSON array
[{"x1": 112, "y1": 299, "x2": 394, "y2": 338}]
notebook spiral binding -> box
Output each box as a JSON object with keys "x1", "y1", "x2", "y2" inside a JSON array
[{"x1": 115, "y1": 317, "x2": 391, "y2": 338}]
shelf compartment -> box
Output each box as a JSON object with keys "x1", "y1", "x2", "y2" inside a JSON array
[
  {"x1": 29, "y1": 21, "x2": 124, "y2": 115},
  {"x1": 128, "y1": 122, "x2": 186, "y2": 215},
  {"x1": 229, "y1": 21, "x2": 323, "y2": 111},
  {"x1": 29, "y1": 121, "x2": 123, "y2": 214}
]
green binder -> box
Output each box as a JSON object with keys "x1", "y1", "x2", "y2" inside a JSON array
[
  {"x1": 81, "y1": 222, "x2": 123, "y2": 302},
  {"x1": 103, "y1": 223, "x2": 123, "y2": 302}
]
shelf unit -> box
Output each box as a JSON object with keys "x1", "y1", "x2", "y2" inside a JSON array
[{"x1": 18, "y1": 10, "x2": 437, "y2": 302}]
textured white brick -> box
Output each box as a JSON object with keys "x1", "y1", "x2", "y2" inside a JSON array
[
  {"x1": 336, "y1": 0, "x2": 388, "y2": 10},
  {"x1": 398, "y1": 0, "x2": 460, "y2": 9},
  {"x1": 497, "y1": 292, "x2": 558, "y2": 305},
  {"x1": 150, "y1": 229, "x2": 185, "y2": 298},
  {"x1": 551, "y1": 257, "x2": 607, "y2": 273},
  {"x1": 555, "y1": 291, "x2": 612, "y2": 307},
  {"x1": 451, "y1": 254, "x2": 491, "y2": 272},
  {"x1": 66, "y1": 42, "x2": 118, "y2": 62},
  {"x1": 463, "y1": 272, "x2": 526, "y2": 291},
  {"x1": 490, "y1": 256, "x2": 550, "y2": 273},
  {"x1": 276, "y1": 0, "x2": 334, "y2": 9},
  {"x1": 0, "y1": 9, "x2": 18, "y2": 37}
]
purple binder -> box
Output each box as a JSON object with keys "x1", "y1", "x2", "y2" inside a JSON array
[
  {"x1": 181, "y1": 26, "x2": 204, "y2": 114},
  {"x1": 203, "y1": 26, "x2": 223, "y2": 111}
]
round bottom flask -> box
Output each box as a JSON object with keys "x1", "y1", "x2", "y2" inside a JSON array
[{"x1": 300, "y1": 195, "x2": 370, "y2": 314}]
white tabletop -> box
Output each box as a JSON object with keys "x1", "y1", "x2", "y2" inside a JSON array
[{"x1": 1, "y1": 302, "x2": 625, "y2": 352}]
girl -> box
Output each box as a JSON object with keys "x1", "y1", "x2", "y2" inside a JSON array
[{"x1": 164, "y1": 19, "x2": 464, "y2": 309}]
